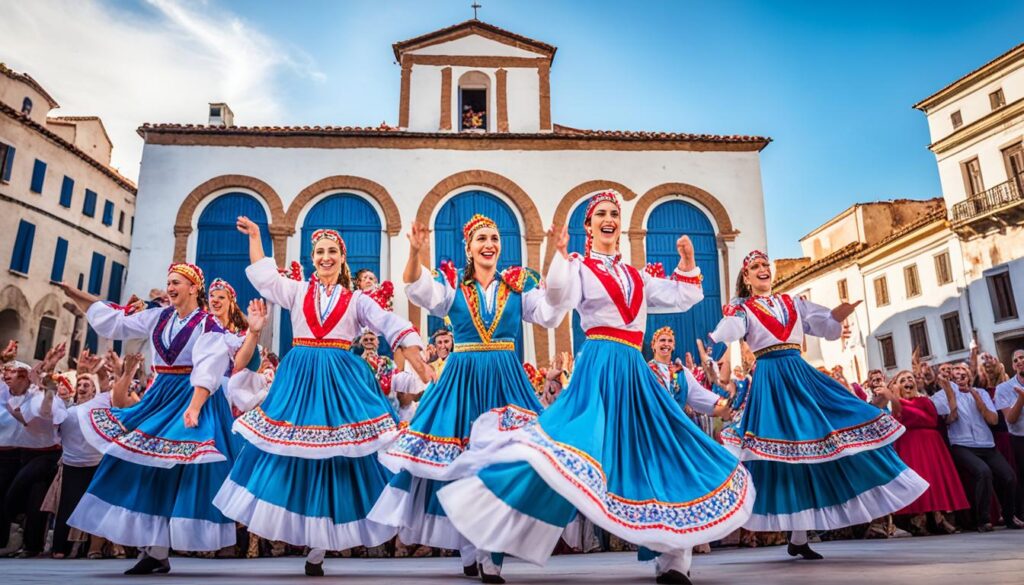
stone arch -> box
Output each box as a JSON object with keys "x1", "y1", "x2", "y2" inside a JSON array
[
  {"x1": 32, "y1": 292, "x2": 62, "y2": 319},
  {"x1": 173, "y1": 175, "x2": 288, "y2": 265},
  {"x1": 0, "y1": 284, "x2": 32, "y2": 351},
  {"x1": 286, "y1": 176, "x2": 402, "y2": 237},
  {"x1": 414, "y1": 170, "x2": 547, "y2": 360},
  {"x1": 629, "y1": 182, "x2": 738, "y2": 268}
]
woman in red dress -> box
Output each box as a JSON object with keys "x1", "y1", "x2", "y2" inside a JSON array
[{"x1": 888, "y1": 370, "x2": 968, "y2": 534}]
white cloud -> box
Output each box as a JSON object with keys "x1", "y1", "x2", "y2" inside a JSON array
[{"x1": 0, "y1": 0, "x2": 323, "y2": 180}]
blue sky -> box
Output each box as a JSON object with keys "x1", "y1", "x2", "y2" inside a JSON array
[{"x1": 6, "y1": 1, "x2": 1024, "y2": 257}]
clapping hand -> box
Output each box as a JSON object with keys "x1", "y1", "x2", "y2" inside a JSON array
[
  {"x1": 247, "y1": 299, "x2": 268, "y2": 334},
  {"x1": 547, "y1": 224, "x2": 569, "y2": 260},
  {"x1": 1, "y1": 340, "x2": 18, "y2": 363}
]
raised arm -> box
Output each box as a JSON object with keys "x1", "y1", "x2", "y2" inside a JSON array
[
  {"x1": 403, "y1": 221, "x2": 430, "y2": 284},
  {"x1": 797, "y1": 297, "x2": 851, "y2": 341},
  {"x1": 997, "y1": 383, "x2": 1024, "y2": 424},
  {"x1": 522, "y1": 248, "x2": 577, "y2": 328},
  {"x1": 969, "y1": 387, "x2": 998, "y2": 426},
  {"x1": 62, "y1": 282, "x2": 162, "y2": 341},
  {"x1": 112, "y1": 353, "x2": 144, "y2": 408},
  {"x1": 236, "y1": 216, "x2": 266, "y2": 264},
  {"x1": 680, "y1": 368, "x2": 733, "y2": 420},
  {"x1": 932, "y1": 374, "x2": 959, "y2": 424},
  {"x1": 231, "y1": 300, "x2": 266, "y2": 375},
  {"x1": 644, "y1": 236, "x2": 704, "y2": 313}
]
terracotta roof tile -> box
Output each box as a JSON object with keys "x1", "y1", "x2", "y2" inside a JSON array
[
  {"x1": 0, "y1": 63, "x2": 59, "y2": 108},
  {"x1": 553, "y1": 124, "x2": 771, "y2": 146}
]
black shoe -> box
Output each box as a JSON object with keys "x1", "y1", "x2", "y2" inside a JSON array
[
  {"x1": 124, "y1": 556, "x2": 171, "y2": 575},
  {"x1": 978, "y1": 523, "x2": 995, "y2": 533},
  {"x1": 304, "y1": 561, "x2": 325, "y2": 577},
  {"x1": 787, "y1": 542, "x2": 823, "y2": 560},
  {"x1": 463, "y1": 563, "x2": 480, "y2": 577},
  {"x1": 480, "y1": 569, "x2": 506, "y2": 584},
  {"x1": 655, "y1": 570, "x2": 692, "y2": 585},
  {"x1": 1005, "y1": 521, "x2": 1023, "y2": 530}
]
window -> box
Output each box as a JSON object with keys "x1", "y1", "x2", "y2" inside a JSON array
[
  {"x1": 950, "y1": 110, "x2": 963, "y2": 129},
  {"x1": 102, "y1": 200, "x2": 114, "y2": 226},
  {"x1": 76, "y1": 273, "x2": 84, "y2": 290},
  {"x1": 962, "y1": 158, "x2": 984, "y2": 196},
  {"x1": 904, "y1": 264, "x2": 921, "y2": 298},
  {"x1": 210, "y1": 105, "x2": 222, "y2": 117},
  {"x1": 118, "y1": 211, "x2": 125, "y2": 232},
  {"x1": 30, "y1": 159, "x2": 46, "y2": 194},
  {"x1": 107, "y1": 261, "x2": 125, "y2": 303},
  {"x1": 59, "y1": 176, "x2": 74, "y2": 208},
  {"x1": 9, "y1": 220, "x2": 35, "y2": 274},
  {"x1": 130, "y1": 215, "x2": 135, "y2": 235},
  {"x1": 878, "y1": 334, "x2": 897, "y2": 369},
  {"x1": 458, "y1": 71, "x2": 490, "y2": 132},
  {"x1": 941, "y1": 311, "x2": 966, "y2": 353},
  {"x1": 990, "y1": 89, "x2": 1006, "y2": 110},
  {"x1": 83, "y1": 189, "x2": 97, "y2": 217},
  {"x1": 837, "y1": 278, "x2": 849, "y2": 302},
  {"x1": 33, "y1": 316, "x2": 56, "y2": 361},
  {"x1": 88, "y1": 252, "x2": 105, "y2": 296},
  {"x1": 909, "y1": 319, "x2": 931, "y2": 358},
  {"x1": 874, "y1": 276, "x2": 890, "y2": 307},
  {"x1": 987, "y1": 270, "x2": 1019, "y2": 321},
  {"x1": 21, "y1": 97, "x2": 32, "y2": 116},
  {"x1": 50, "y1": 237, "x2": 68, "y2": 282},
  {"x1": 934, "y1": 251, "x2": 953, "y2": 285},
  {"x1": 0, "y1": 142, "x2": 14, "y2": 183}
]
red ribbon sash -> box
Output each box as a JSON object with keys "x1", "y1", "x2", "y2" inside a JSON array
[
  {"x1": 302, "y1": 277, "x2": 352, "y2": 339},
  {"x1": 582, "y1": 258, "x2": 644, "y2": 325}
]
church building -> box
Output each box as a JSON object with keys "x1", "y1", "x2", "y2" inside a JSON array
[{"x1": 127, "y1": 19, "x2": 771, "y2": 362}]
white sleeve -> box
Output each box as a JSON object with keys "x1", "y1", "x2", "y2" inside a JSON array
[
  {"x1": 356, "y1": 293, "x2": 424, "y2": 350},
  {"x1": 979, "y1": 390, "x2": 997, "y2": 411},
  {"x1": 644, "y1": 268, "x2": 705, "y2": 314},
  {"x1": 543, "y1": 253, "x2": 583, "y2": 313},
  {"x1": 406, "y1": 268, "x2": 455, "y2": 317},
  {"x1": 245, "y1": 257, "x2": 304, "y2": 309},
  {"x1": 22, "y1": 390, "x2": 68, "y2": 425},
  {"x1": 681, "y1": 369, "x2": 721, "y2": 415},
  {"x1": 930, "y1": 389, "x2": 951, "y2": 416},
  {"x1": 189, "y1": 331, "x2": 231, "y2": 392},
  {"x1": 709, "y1": 315, "x2": 746, "y2": 344},
  {"x1": 86, "y1": 302, "x2": 162, "y2": 340},
  {"x1": 227, "y1": 370, "x2": 270, "y2": 413},
  {"x1": 797, "y1": 298, "x2": 842, "y2": 341}
]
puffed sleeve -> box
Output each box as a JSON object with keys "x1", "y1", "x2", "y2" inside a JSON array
[
  {"x1": 709, "y1": 300, "x2": 748, "y2": 344},
  {"x1": 406, "y1": 268, "x2": 456, "y2": 317},
  {"x1": 796, "y1": 297, "x2": 842, "y2": 341},
  {"x1": 643, "y1": 267, "x2": 704, "y2": 313},
  {"x1": 355, "y1": 293, "x2": 424, "y2": 350},
  {"x1": 245, "y1": 257, "x2": 305, "y2": 310},
  {"x1": 522, "y1": 258, "x2": 574, "y2": 328},
  {"x1": 86, "y1": 302, "x2": 162, "y2": 340},
  {"x1": 680, "y1": 369, "x2": 724, "y2": 415},
  {"x1": 543, "y1": 253, "x2": 583, "y2": 313},
  {"x1": 189, "y1": 331, "x2": 231, "y2": 392},
  {"x1": 227, "y1": 370, "x2": 269, "y2": 413}
]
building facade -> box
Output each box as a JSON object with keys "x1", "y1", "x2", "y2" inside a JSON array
[
  {"x1": 914, "y1": 43, "x2": 1024, "y2": 367},
  {"x1": 126, "y1": 19, "x2": 771, "y2": 363},
  {"x1": 0, "y1": 63, "x2": 136, "y2": 362}
]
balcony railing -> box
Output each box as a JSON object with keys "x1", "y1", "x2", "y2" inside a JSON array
[{"x1": 951, "y1": 173, "x2": 1024, "y2": 233}]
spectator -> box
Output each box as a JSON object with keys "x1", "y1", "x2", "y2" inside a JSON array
[
  {"x1": 932, "y1": 364, "x2": 1021, "y2": 531},
  {"x1": 354, "y1": 269, "x2": 378, "y2": 292},
  {"x1": 995, "y1": 349, "x2": 1024, "y2": 522}
]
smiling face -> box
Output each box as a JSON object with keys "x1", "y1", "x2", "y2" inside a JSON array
[
  {"x1": 893, "y1": 371, "x2": 917, "y2": 398},
  {"x1": 938, "y1": 362, "x2": 953, "y2": 379},
  {"x1": 165, "y1": 273, "x2": 198, "y2": 310},
  {"x1": 356, "y1": 270, "x2": 378, "y2": 291},
  {"x1": 75, "y1": 377, "x2": 96, "y2": 403},
  {"x1": 467, "y1": 226, "x2": 501, "y2": 273},
  {"x1": 586, "y1": 201, "x2": 621, "y2": 254},
  {"x1": 867, "y1": 370, "x2": 885, "y2": 389},
  {"x1": 952, "y1": 363, "x2": 971, "y2": 387},
  {"x1": 208, "y1": 289, "x2": 232, "y2": 322},
  {"x1": 360, "y1": 331, "x2": 379, "y2": 352},
  {"x1": 434, "y1": 332, "x2": 453, "y2": 358},
  {"x1": 743, "y1": 257, "x2": 773, "y2": 296},
  {"x1": 653, "y1": 333, "x2": 675, "y2": 362},
  {"x1": 312, "y1": 238, "x2": 344, "y2": 284}
]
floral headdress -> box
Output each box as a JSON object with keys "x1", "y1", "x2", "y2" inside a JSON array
[
  {"x1": 584, "y1": 190, "x2": 622, "y2": 257},
  {"x1": 311, "y1": 229, "x2": 346, "y2": 255},
  {"x1": 650, "y1": 326, "x2": 675, "y2": 348},
  {"x1": 168, "y1": 263, "x2": 204, "y2": 288},
  {"x1": 742, "y1": 250, "x2": 769, "y2": 270},
  {"x1": 463, "y1": 214, "x2": 498, "y2": 244},
  {"x1": 208, "y1": 278, "x2": 236, "y2": 300}
]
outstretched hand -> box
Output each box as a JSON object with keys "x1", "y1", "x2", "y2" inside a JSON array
[
  {"x1": 407, "y1": 222, "x2": 429, "y2": 253},
  {"x1": 247, "y1": 299, "x2": 268, "y2": 334},
  {"x1": 547, "y1": 224, "x2": 569, "y2": 259},
  {"x1": 676, "y1": 235, "x2": 695, "y2": 271},
  {"x1": 831, "y1": 300, "x2": 862, "y2": 323},
  {"x1": 0, "y1": 340, "x2": 17, "y2": 363},
  {"x1": 236, "y1": 216, "x2": 261, "y2": 239}
]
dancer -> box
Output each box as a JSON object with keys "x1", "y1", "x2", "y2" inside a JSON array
[
  {"x1": 61, "y1": 264, "x2": 237, "y2": 575},
  {"x1": 206, "y1": 278, "x2": 264, "y2": 415},
  {"x1": 439, "y1": 191, "x2": 754, "y2": 585},
  {"x1": 709, "y1": 250, "x2": 927, "y2": 559},
  {"x1": 214, "y1": 217, "x2": 431, "y2": 577},
  {"x1": 369, "y1": 216, "x2": 570, "y2": 578}
]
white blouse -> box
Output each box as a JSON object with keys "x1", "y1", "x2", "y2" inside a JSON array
[
  {"x1": 405, "y1": 253, "x2": 570, "y2": 328},
  {"x1": 246, "y1": 258, "x2": 424, "y2": 349},
  {"x1": 649, "y1": 362, "x2": 723, "y2": 414},
  {"x1": 61, "y1": 392, "x2": 112, "y2": 467},
  {"x1": 709, "y1": 294, "x2": 841, "y2": 351},
  {"x1": 86, "y1": 301, "x2": 230, "y2": 392},
  {"x1": 2, "y1": 384, "x2": 67, "y2": 449}
]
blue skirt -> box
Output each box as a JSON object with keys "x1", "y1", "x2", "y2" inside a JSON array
[
  {"x1": 371, "y1": 348, "x2": 542, "y2": 548},
  {"x1": 437, "y1": 338, "x2": 754, "y2": 565},
  {"x1": 68, "y1": 373, "x2": 238, "y2": 551},
  {"x1": 214, "y1": 345, "x2": 398, "y2": 549},
  {"x1": 724, "y1": 349, "x2": 928, "y2": 530}
]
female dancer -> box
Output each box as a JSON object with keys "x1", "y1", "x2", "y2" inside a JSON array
[
  {"x1": 214, "y1": 218, "x2": 431, "y2": 577},
  {"x1": 206, "y1": 278, "x2": 264, "y2": 415},
  {"x1": 61, "y1": 263, "x2": 237, "y2": 575},
  {"x1": 369, "y1": 215, "x2": 569, "y2": 578},
  {"x1": 439, "y1": 191, "x2": 753, "y2": 585},
  {"x1": 709, "y1": 250, "x2": 927, "y2": 559}
]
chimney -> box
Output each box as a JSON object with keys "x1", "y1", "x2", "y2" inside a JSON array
[{"x1": 208, "y1": 102, "x2": 234, "y2": 127}]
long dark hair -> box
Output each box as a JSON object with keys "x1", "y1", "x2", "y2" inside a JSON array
[
  {"x1": 735, "y1": 268, "x2": 753, "y2": 299},
  {"x1": 196, "y1": 287, "x2": 209, "y2": 311},
  {"x1": 224, "y1": 300, "x2": 248, "y2": 333}
]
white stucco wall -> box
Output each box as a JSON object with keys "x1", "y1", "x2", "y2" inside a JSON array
[
  {"x1": 925, "y1": 59, "x2": 1024, "y2": 144},
  {"x1": 412, "y1": 35, "x2": 545, "y2": 59}
]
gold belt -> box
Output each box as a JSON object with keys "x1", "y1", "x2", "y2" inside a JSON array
[
  {"x1": 453, "y1": 341, "x2": 515, "y2": 353},
  {"x1": 753, "y1": 343, "x2": 801, "y2": 358}
]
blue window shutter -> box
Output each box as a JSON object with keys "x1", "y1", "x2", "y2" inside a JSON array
[
  {"x1": 85, "y1": 326, "x2": 98, "y2": 353},
  {"x1": 1, "y1": 145, "x2": 15, "y2": 182},
  {"x1": 76, "y1": 273, "x2": 84, "y2": 290},
  {"x1": 88, "y1": 252, "x2": 105, "y2": 295},
  {"x1": 102, "y1": 200, "x2": 114, "y2": 225},
  {"x1": 83, "y1": 189, "x2": 97, "y2": 217},
  {"x1": 50, "y1": 237, "x2": 68, "y2": 282},
  {"x1": 30, "y1": 159, "x2": 46, "y2": 193},
  {"x1": 107, "y1": 261, "x2": 125, "y2": 302},
  {"x1": 9, "y1": 220, "x2": 35, "y2": 273},
  {"x1": 59, "y1": 176, "x2": 74, "y2": 207}
]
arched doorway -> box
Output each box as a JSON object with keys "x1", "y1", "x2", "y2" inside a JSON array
[
  {"x1": 0, "y1": 309, "x2": 20, "y2": 350},
  {"x1": 196, "y1": 192, "x2": 272, "y2": 307},
  {"x1": 432, "y1": 190, "x2": 523, "y2": 357},
  {"x1": 643, "y1": 199, "x2": 721, "y2": 361},
  {"x1": 279, "y1": 193, "x2": 384, "y2": 355}
]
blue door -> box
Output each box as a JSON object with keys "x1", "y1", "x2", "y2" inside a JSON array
[
  {"x1": 280, "y1": 193, "x2": 383, "y2": 355},
  {"x1": 432, "y1": 190, "x2": 523, "y2": 358},
  {"x1": 196, "y1": 193, "x2": 272, "y2": 309},
  {"x1": 567, "y1": 201, "x2": 589, "y2": 357},
  {"x1": 643, "y1": 200, "x2": 720, "y2": 361}
]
